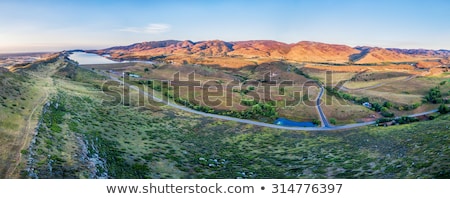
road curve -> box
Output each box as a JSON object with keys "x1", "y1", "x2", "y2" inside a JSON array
[
  {"x1": 93, "y1": 69, "x2": 441, "y2": 132},
  {"x1": 315, "y1": 86, "x2": 330, "y2": 127}
]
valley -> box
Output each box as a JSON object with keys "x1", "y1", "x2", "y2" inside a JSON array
[{"x1": 0, "y1": 40, "x2": 449, "y2": 179}]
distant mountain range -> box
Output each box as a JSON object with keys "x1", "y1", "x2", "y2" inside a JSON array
[{"x1": 90, "y1": 40, "x2": 450, "y2": 66}]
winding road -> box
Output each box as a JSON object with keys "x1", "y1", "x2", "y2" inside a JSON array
[
  {"x1": 89, "y1": 67, "x2": 442, "y2": 131},
  {"x1": 315, "y1": 86, "x2": 330, "y2": 127}
]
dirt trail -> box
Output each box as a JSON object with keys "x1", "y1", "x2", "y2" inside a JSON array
[
  {"x1": 4, "y1": 90, "x2": 48, "y2": 178},
  {"x1": 3, "y1": 58, "x2": 63, "y2": 178}
]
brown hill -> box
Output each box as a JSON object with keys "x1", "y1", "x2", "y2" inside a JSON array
[
  {"x1": 286, "y1": 41, "x2": 359, "y2": 62},
  {"x1": 190, "y1": 40, "x2": 233, "y2": 56},
  {"x1": 387, "y1": 48, "x2": 450, "y2": 57},
  {"x1": 92, "y1": 40, "x2": 449, "y2": 67},
  {"x1": 97, "y1": 40, "x2": 233, "y2": 58},
  {"x1": 352, "y1": 47, "x2": 418, "y2": 64},
  {"x1": 416, "y1": 61, "x2": 443, "y2": 68},
  {"x1": 96, "y1": 40, "x2": 360, "y2": 63},
  {"x1": 228, "y1": 40, "x2": 290, "y2": 58}
]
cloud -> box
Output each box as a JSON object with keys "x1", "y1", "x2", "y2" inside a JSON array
[{"x1": 118, "y1": 23, "x2": 171, "y2": 34}]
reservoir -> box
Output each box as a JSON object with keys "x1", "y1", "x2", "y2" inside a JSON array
[
  {"x1": 274, "y1": 118, "x2": 316, "y2": 127},
  {"x1": 68, "y1": 52, "x2": 154, "y2": 65},
  {"x1": 68, "y1": 52, "x2": 119, "y2": 65}
]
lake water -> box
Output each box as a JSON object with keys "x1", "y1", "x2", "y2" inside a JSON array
[
  {"x1": 274, "y1": 118, "x2": 316, "y2": 127},
  {"x1": 68, "y1": 52, "x2": 120, "y2": 65},
  {"x1": 68, "y1": 52, "x2": 154, "y2": 65}
]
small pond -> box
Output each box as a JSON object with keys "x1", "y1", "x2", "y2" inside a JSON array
[{"x1": 274, "y1": 118, "x2": 316, "y2": 127}]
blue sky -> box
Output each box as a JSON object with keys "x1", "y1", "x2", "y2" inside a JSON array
[{"x1": 0, "y1": 0, "x2": 449, "y2": 53}]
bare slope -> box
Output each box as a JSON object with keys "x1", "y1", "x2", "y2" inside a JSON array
[{"x1": 91, "y1": 40, "x2": 449, "y2": 67}]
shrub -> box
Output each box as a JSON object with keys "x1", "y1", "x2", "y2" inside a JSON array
[
  {"x1": 395, "y1": 116, "x2": 419, "y2": 124},
  {"x1": 425, "y1": 87, "x2": 442, "y2": 104},
  {"x1": 380, "y1": 107, "x2": 394, "y2": 117},
  {"x1": 241, "y1": 99, "x2": 257, "y2": 106},
  {"x1": 279, "y1": 87, "x2": 285, "y2": 95},
  {"x1": 312, "y1": 119, "x2": 321, "y2": 126},
  {"x1": 369, "y1": 102, "x2": 382, "y2": 112},
  {"x1": 329, "y1": 118, "x2": 337, "y2": 125},
  {"x1": 376, "y1": 118, "x2": 394, "y2": 124},
  {"x1": 383, "y1": 101, "x2": 393, "y2": 109},
  {"x1": 381, "y1": 111, "x2": 394, "y2": 117},
  {"x1": 50, "y1": 123, "x2": 62, "y2": 133},
  {"x1": 438, "y1": 104, "x2": 450, "y2": 114},
  {"x1": 20, "y1": 149, "x2": 29, "y2": 155}
]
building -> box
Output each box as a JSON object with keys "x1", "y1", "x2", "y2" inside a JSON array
[
  {"x1": 124, "y1": 72, "x2": 141, "y2": 78},
  {"x1": 362, "y1": 102, "x2": 372, "y2": 108}
]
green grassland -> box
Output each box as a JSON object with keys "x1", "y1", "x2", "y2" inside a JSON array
[
  {"x1": 22, "y1": 61, "x2": 450, "y2": 179},
  {"x1": 0, "y1": 56, "x2": 66, "y2": 178},
  {"x1": 0, "y1": 70, "x2": 38, "y2": 177}
]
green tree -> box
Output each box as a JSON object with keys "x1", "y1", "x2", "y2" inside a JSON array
[
  {"x1": 425, "y1": 87, "x2": 442, "y2": 104},
  {"x1": 144, "y1": 68, "x2": 149, "y2": 73},
  {"x1": 438, "y1": 104, "x2": 450, "y2": 114},
  {"x1": 371, "y1": 102, "x2": 382, "y2": 112},
  {"x1": 279, "y1": 87, "x2": 285, "y2": 95},
  {"x1": 383, "y1": 101, "x2": 393, "y2": 109},
  {"x1": 312, "y1": 119, "x2": 321, "y2": 126},
  {"x1": 329, "y1": 118, "x2": 337, "y2": 125}
]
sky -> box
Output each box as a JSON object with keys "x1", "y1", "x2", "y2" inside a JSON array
[{"x1": 0, "y1": 0, "x2": 449, "y2": 53}]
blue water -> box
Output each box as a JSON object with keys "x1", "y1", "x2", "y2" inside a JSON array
[{"x1": 274, "y1": 118, "x2": 316, "y2": 127}]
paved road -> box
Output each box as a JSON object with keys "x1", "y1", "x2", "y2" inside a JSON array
[
  {"x1": 315, "y1": 86, "x2": 330, "y2": 127},
  {"x1": 94, "y1": 69, "x2": 442, "y2": 132},
  {"x1": 403, "y1": 109, "x2": 438, "y2": 118}
]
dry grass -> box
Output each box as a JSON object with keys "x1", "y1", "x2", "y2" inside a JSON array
[
  {"x1": 390, "y1": 104, "x2": 440, "y2": 116},
  {"x1": 166, "y1": 55, "x2": 264, "y2": 68},
  {"x1": 304, "y1": 64, "x2": 417, "y2": 73},
  {"x1": 343, "y1": 76, "x2": 409, "y2": 89},
  {"x1": 350, "y1": 90, "x2": 423, "y2": 105},
  {"x1": 372, "y1": 76, "x2": 450, "y2": 96},
  {"x1": 276, "y1": 86, "x2": 321, "y2": 122},
  {"x1": 299, "y1": 68, "x2": 357, "y2": 86},
  {"x1": 416, "y1": 61, "x2": 442, "y2": 68},
  {"x1": 92, "y1": 61, "x2": 323, "y2": 114},
  {"x1": 321, "y1": 93, "x2": 379, "y2": 124}
]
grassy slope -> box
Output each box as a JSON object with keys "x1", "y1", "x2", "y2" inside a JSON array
[
  {"x1": 0, "y1": 70, "x2": 38, "y2": 178},
  {"x1": 24, "y1": 63, "x2": 450, "y2": 179},
  {"x1": 0, "y1": 56, "x2": 65, "y2": 178}
]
